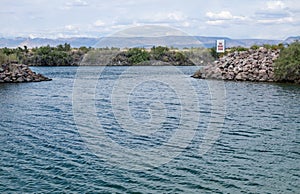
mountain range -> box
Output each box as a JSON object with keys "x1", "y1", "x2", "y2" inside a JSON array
[{"x1": 0, "y1": 36, "x2": 299, "y2": 48}]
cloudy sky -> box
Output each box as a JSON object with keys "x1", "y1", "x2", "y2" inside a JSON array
[{"x1": 1, "y1": 0, "x2": 299, "y2": 39}]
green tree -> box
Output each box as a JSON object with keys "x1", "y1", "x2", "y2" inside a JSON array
[
  {"x1": 56, "y1": 43, "x2": 71, "y2": 52},
  {"x1": 174, "y1": 52, "x2": 186, "y2": 61},
  {"x1": 277, "y1": 43, "x2": 284, "y2": 50},
  {"x1": 16, "y1": 47, "x2": 24, "y2": 63},
  {"x1": 37, "y1": 45, "x2": 52, "y2": 55},
  {"x1": 150, "y1": 46, "x2": 169, "y2": 60},
  {"x1": 64, "y1": 43, "x2": 71, "y2": 52},
  {"x1": 2, "y1": 47, "x2": 12, "y2": 56},
  {"x1": 209, "y1": 47, "x2": 219, "y2": 59},
  {"x1": 79, "y1": 46, "x2": 90, "y2": 53},
  {"x1": 274, "y1": 41, "x2": 300, "y2": 83},
  {"x1": 24, "y1": 45, "x2": 28, "y2": 54},
  {"x1": 127, "y1": 48, "x2": 150, "y2": 64},
  {"x1": 2, "y1": 47, "x2": 14, "y2": 62}
]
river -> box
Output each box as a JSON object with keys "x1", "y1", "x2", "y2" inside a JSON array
[{"x1": 0, "y1": 66, "x2": 299, "y2": 193}]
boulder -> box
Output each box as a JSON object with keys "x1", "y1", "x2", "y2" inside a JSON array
[
  {"x1": 0, "y1": 63, "x2": 52, "y2": 83},
  {"x1": 17, "y1": 77, "x2": 24, "y2": 82},
  {"x1": 4, "y1": 77, "x2": 11, "y2": 82}
]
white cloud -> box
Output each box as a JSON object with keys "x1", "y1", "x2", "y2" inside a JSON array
[
  {"x1": 167, "y1": 11, "x2": 186, "y2": 21},
  {"x1": 123, "y1": 11, "x2": 192, "y2": 30},
  {"x1": 66, "y1": 0, "x2": 88, "y2": 7},
  {"x1": 1, "y1": 0, "x2": 299, "y2": 40},
  {"x1": 181, "y1": 21, "x2": 190, "y2": 27},
  {"x1": 65, "y1": 25, "x2": 77, "y2": 30},
  {"x1": 61, "y1": 0, "x2": 88, "y2": 10},
  {"x1": 205, "y1": 11, "x2": 246, "y2": 25},
  {"x1": 93, "y1": 20, "x2": 106, "y2": 27},
  {"x1": 206, "y1": 20, "x2": 224, "y2": 25},
  {"x1": 206, "y1": 11, "x2": 233, "y2": 20},
  {"x1": 206, "y1": 11, "x2": 245, "y2": 20},
  {"x1": 255, "y1": 1, "x2": 294, "y2": 25},
  {"x1": 257, "y1": 16, "x2": 293, "y2": 24},
  {"x1": 153, "y1": 11, "x2": 187, "y2": 22},
  {"x1": 266, "y1": 1, "x2": 285, "y2": 10}
]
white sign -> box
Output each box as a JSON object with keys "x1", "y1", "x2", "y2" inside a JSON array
[{"x1": 216, "y1": 39, "x2": 225, "y2": 53}]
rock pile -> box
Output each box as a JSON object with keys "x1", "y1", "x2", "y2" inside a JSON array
[
  {"x1": 192, "y1": 48, "x2": 280, "y2": 82},
  {"x1": 0, "y1": 63, "x2": 52, "y2": 83}
]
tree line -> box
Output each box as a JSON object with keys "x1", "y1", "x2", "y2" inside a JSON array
[
  {"x1": 0, "y1": 43, "x2": 89, "y2": 66},
  {"x1": 0, "y1": 42, "x2": 299, "y2": 83}
]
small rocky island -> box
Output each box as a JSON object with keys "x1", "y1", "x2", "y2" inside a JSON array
[
  {"x1": 192, "y1": 48, "x2": 280, "y2": 82},
  {"x1": 0, "y1": 63, "x2": 52, "y2": 83}
]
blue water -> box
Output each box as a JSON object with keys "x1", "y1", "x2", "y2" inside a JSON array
[{"x1": 0, "y1": 66, "x2": 299, "y2": 193}]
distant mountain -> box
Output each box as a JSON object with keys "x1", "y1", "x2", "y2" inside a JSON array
[
  {"x1": 0, "y1": 37, "x2": 26, "y2": 47},
  {"x1": 0, "y1": 37, "x2": 99, "y2": 48},
  {"x1": 283, "y1": 36, "x2": 300, "y2": 44},
  {"x1": 0, "y1": 36, "x2": 299, "y2": 48},
  {"x1": 194, "y1": 37, "x2": 284, "y2": 48}
]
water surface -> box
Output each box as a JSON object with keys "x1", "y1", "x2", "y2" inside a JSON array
[{"x1": 0, "y1": 66, "x2": 299, "y2": 193}]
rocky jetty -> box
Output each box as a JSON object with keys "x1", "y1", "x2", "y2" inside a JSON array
[
  {"x1": 192, "y1": 48, "x2": 280, "y2": 82},
  {"x1": 0, "y1": 63, "x2": 52, "y2": 83}
]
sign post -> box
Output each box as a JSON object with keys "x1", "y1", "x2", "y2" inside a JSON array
[{"x1": 216, "y1": 39, "x2": 225, "y2": 53}]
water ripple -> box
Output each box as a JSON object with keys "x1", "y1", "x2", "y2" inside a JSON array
[{"x1": 0, "y1": 66, "x2": 299, "y2": 193}]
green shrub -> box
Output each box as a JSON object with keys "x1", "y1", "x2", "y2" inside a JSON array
[
  {"x1": 274, "y1": 41, "x2": 300, "y2": 83},
  {"x1": 127, "y1": 48, "x2": 150, "y2": 64},
  {"x1": 0, "y1": 51, "x2": 8, "y2": 64},
  {"x1": 79, "y1": 46, "x2": 90, "y2": 53},
  {"x1": 277, "y1": 43, "x2": 284, "y2": 50},
  {"x1": 230, "y1": 46, "x2": 248, "y2": 52},
  {"x1": 174, "y1": 52, "x2": 186, "y2": 61},
  {"x1": 150, "y1": 46, "x2": 169, "y2": 60},
  {"x1": 56, "y1": 43, "x2": 71, "y2": 52},
  {"x1": 263, "y1": 44, "x2": 272, "y2": 49},
  {"x1": 0, "y1": 48, "x2": 19, "y2": 63},
  {"x1": 209, "y1": 47, "x2": 219, "y2": 59},
  {"x1": 250, "y1": 45, "x2": 260, "y2": 50}
]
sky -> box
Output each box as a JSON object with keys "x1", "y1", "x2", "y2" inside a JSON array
[{"x1": 0, "y1": 0, "x2": 299, "y2": 39}]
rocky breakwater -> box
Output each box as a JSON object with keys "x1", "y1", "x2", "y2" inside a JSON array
[
  {"x1": 0, "y1": 63, "x2": 52, "y2": 83},
  {"x1": 192, "y1": 48, "x2": 280, "y2": 82}
]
